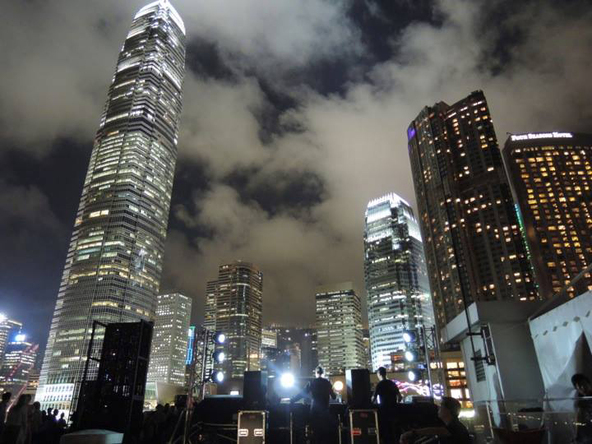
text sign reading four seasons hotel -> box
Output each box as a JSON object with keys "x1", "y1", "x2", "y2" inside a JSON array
[{"x1": 37, "y1": 0, "x2": 186, "y2": 412}]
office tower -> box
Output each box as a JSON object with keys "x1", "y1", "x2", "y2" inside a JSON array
[
  {"x1": 0, "y1": 336, "x2": 38, "y2": 398},
  {"x1": 502, "y1": 132, "x2": 592, "y2": 299},
  {"x1": 315, "y1": 283, "x2": 365, "y2": 375},
  {"x1": 407, "y1": 90, "x2": 537, "y2": 331},
  {"x1": 37, "y1": 0, "x2": 186, "y2": 411},
  {"x1": 261, "y1": 328, "x2": 278, "y2": 348},
  {"x1": 364, "y1": 193, "x2": 434, "y2": 370},
  {"x1": 147, "y1": 293, "x2": 192, "y2": 386},
  {"x1": 0, "y1": 314, "x2": 22, "y2": 367},
  {"x1": 300, "y1": 328, "x2": 318, "y2": 377},
  {"x1": 204, "y1": 281, "x2": 217, "y2": 331},
  {"x1": 362, "y1": 329, "x2": 372, "y2": 370},
  {"x1": 207, "y1": 261, "x2": 263, "y2": 379}
]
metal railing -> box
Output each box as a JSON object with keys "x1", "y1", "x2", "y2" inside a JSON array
[{"x1": 463, "y1": 397, "x2": 592, "y2": 443}]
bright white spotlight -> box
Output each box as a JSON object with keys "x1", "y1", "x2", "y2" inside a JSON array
[
  {"x1": 408, "y1": 370, "x2": 418, "y2": 382},
  {"x1": 15, "y1": 334, "x2": 26, "y2": 342},
  {"x1": 404, "y1": 350, "x2": 416, "y2": 362},
  {"x1": 280, "y1": 373, "x2": 295, "y2": 388},
  {"x1": 213, "y1": 350, "x2": 226, "y2": 363},
  {"x1": 402, "y1": 331, "x2": 413, "y2": 343},
  {"x1": 333, "y1": 380, "x2": 344, "y2": 392},
  {"x1": 216, "y1": 333, "x2": 226, "y2": 344},
  {"x1": 213, "y1": 371, "x2": 224, "y2": 383}
]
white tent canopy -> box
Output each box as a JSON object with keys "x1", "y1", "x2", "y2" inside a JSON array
[{"x1": 529, "y1": 291, "x2": 592, "y2": 402}]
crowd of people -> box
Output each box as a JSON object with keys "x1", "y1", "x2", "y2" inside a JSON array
[
  {"x1": 139, "y1": 402, "x2": 185, "y2": 444},
  {"x1": 0, "y1": 393, "x2": 67, "y2": 444}
]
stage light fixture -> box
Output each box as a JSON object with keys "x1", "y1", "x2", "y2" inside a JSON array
[{"x1": 280, "y1": 372, "x2": 295, "y2": 388}]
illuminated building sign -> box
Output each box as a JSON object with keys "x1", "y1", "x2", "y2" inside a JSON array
[{"x1": 510, "y1": 132, "x2": 573, "y2": 141}]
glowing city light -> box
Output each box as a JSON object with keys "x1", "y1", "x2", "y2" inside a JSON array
[{"x1": 280, "y1": 373, "x2": 295, "y2": 388}]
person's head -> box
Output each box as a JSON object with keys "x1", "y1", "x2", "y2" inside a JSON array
[
  {"x1": 15, "y1": 395, "x2": 28, "y2": 408},
  {"x1": 315, "y1": 366, "x2": 324, "y2": 378},
  {"x1": 33, "y1": 401, "x2": 40, "y2": 411},
  {"x1": 53, "y1": 408, "x2": 59, "y2": 416},
  {"x1": 47, "y1": 407, "x2": 52, "y2": 414},
  {"x1": 572, "y1": 374, "x2": 592, "y2": 396},
  {"x1": 1, "y1": 392, "x2": 11, "y2": 402},
  {"x1": 60, "y1": 413, "x2": 65, "y2": 419},
  {"x1": 376, "y1": 367, "x2": 387, "y2": 380},
  {"x1": 24, "y1": 394, "x2": 31, "y2": 403},
  {"x1": 438, "y1": 397, "x2": 462, "y2": 424}
]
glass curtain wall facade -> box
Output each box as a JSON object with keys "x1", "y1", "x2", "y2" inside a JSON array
[
  {"x1": 0, "y1": 315, "x2": 22, "y2": 368},
  {"x1": 407, "y1": 91, "x2": 537, "y2": 332},
  {"x1": 147, "y1": 293, "x2": 192, "y2": 386},
  {"x1": 364, "y1": 193, "x2": 433, "y2": 370},
  {"x1": 37, "y1": 0, "x2": 186, "y2": 411},
  {"x1": 315, "y1": 283, "x2": 365, "y2": 375},
  {"x1": 207, "y1": 261, "x2": 263, "y2": 379},
  {"x1": 502, "y1": 132, "x2": 592, "y2": 299}
]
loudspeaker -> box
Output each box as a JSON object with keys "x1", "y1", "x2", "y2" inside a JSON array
[
  {"x1": 346, "y1": 369, "x2": 371, "y2": 409},
  {"x1": 77, "y1": 320, "x2": 153, "y2": 436},
  {"x1": 243, "y1": 371, "x2": 268, "y2": 409}
]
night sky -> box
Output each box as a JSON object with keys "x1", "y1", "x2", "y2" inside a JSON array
[{"x1": 1, "y1": 0, "x2": 592, "y2": 350}]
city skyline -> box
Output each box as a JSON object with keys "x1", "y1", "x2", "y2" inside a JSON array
[{"x1": 2, "y1": 0, "x2": 592, "y2": 350}]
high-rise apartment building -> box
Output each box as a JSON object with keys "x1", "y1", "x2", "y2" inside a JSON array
[
  {"x1": 407, "y1": 91, "x2": 537, "y2": 331},
  {"x1": 37, "y1": 0, "x2": 186, "y2": 411},
  {"x1": 364, "y1": 193, "x2": 434, "y2": 370},
  {"x1": 0, "y1": 314, "x2": 22, "y2": 368},
  {"x1": 147, "y1": 293, "x2": 192, "y2": 386},
  {"x1": 502, "y1": 132, "x2": 592, "y2": 299},
  {"x1": 315, "y1": 283, "x2": 365, "y2": 375},
  {"x1": 206, "y1": 261, "x2": 263, "y2": 379}
]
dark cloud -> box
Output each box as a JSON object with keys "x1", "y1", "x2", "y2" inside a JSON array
[{"x1": 1, "y1": 0, "x2": 591, "y2": 345}]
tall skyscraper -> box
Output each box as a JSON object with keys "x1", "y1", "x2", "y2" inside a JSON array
[
  {"x1": 315, "y1": 283, "x2": 365, "y2": 375},
  {"x1": 207, "y1": 261, "x2": 263, "y2": 379},
  {"x1": 0, "y1": 314, "x2": 22, "y2": 368},
  {"x1": 407, "y1": 91, "x2": 538, "y2": 331},
  {"x1": 502, "y1": 132, "x2": 592, "y2": 299},
  {"x1": 364, "y1": 193, "x2": 434, "y2": 370},
  {"x1": 0, "y1": 336, "x2": 38, "y2": 399},
  {"x1": 147, "y1": 293, "x2": 192, "y2": 386},
  {"x1": 37, "y1": 0, "x2": 186, "y2": 411}
]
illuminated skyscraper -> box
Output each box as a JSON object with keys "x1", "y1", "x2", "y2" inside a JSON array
[
  {"x1": 407, "y1": 91, "x2": 537, "y2": 331},
  {"x1": 207, "y1": 261, "x2": 263, "y2": 379},
  {"x1": 364, "y1": 193, "x2": 433, "y2": 370},
  {"x1": 316, "y1": 283, "x2": 365, "y2": 375},
  {"x1": 147, "y1": 293, "x2": 192, "y2": 386},
  {"x1": 37, "y1": 0, "x2": 186, "y2": 411},
  {"x1": 502, "y1": 132, "x2": 592, "y2": 299},
  {"x1": 0, "y1": 336, "x2": 38, "y2": 398},
  {"x1": 0, "y1": 314, "x2": 22, "y2": 368}
]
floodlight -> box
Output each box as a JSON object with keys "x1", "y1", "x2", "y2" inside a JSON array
[
  {"x1": 215, "y1": 332, "x2": 226, "y2": 344},
  {"x1": 15, "y1": 334, "x2": 26, "y2": 342},
  {"x1": 213, "y1": 370, "x2": 225, "y2": 383},
  {"x1": 404, "y1": 350, "x2": 416, "y2": 362},
  {"x1": 333, "y1": 380, "x2": 344, "y2": 392},
  {"x1": 213, "y1": 350, "x2": 226, "y2": 363},
  {"x1": 280, "y1": 372, "x2": 295, "y2": 388},
  {"x1": 403, "y1": 331, "x2": 416, "y2": 343},
  {"x1": 408, "y1": 370, "x2": 419, "y2": 382}
]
